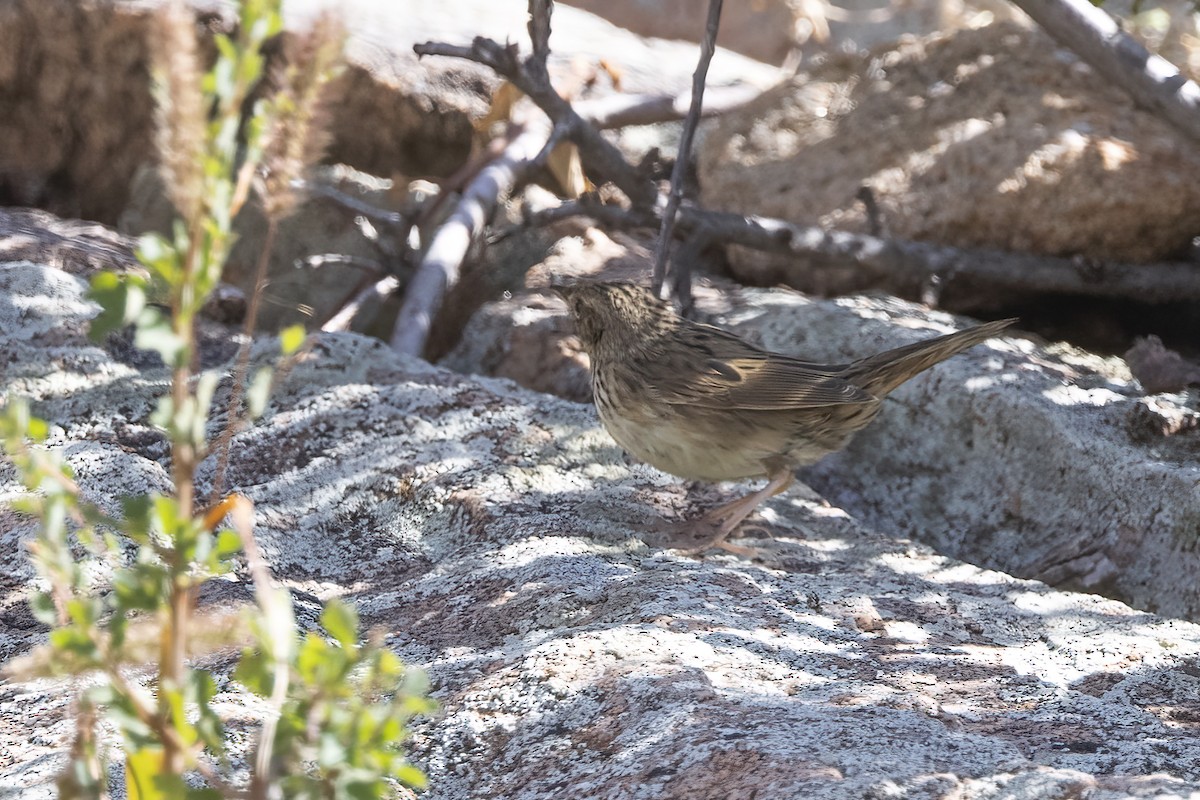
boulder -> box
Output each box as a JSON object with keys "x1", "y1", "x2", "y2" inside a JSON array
[
  {"x1": 560, "y1": 0, "x2": 801, "y2": 65},
  {"x1": 5, "y1": 230, "x2": 1200, "y2": 797},
  {"x1": 698, "y1": 21, "x2": 1200, "y2": 295}
]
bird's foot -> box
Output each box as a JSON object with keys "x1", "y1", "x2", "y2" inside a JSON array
[
  {"x1": 643, "y1": 468, "x2": 795, "y2": 559},
  {"x1": 642, "y1": 514, "x2": 764, "y2": 558}
]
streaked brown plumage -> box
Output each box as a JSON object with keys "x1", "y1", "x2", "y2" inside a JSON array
[{"x1": 556, "y1": 282, "x2": 1015, "y2": 555}]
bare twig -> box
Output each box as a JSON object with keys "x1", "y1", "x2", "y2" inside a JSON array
[
  {"x1": 575, "y1": 84, "x2": 761, "y2": 129},
  {"x1": 679, "y1": 207, "x2": 1200, "y2": 309},
  {"x1": 856, "y1": 185, "x2": 884, "y2": 237},
  {"x1": 209, "y1": 217, "x2": 280, "y2": 505},
  {"x1": 531, "y1": 117, "x2": 575, "y2": 171},
  {"x1": 225, "y1": 496, "x2": 292, "y2": 800},
  {"x1": 671, "y1": 230, "x2": 714, "y2": 316},
  {"x1": 518, "y1": 199, "x2": 1200, "y2": 309},
  {"x1": 390, "y1": 121, "x2": 551, "y2": 355},
  {"x1": 495, "y1": 195, "x2": 655, "y2": 243},
  {"x1": 322, "y1": 274, "x2": 402, "y2": 333},
  {"x1": 1013, "y1": 0, "x2": 1200, "y2": 145},
  {"x1": 294, "y1": 178, "x2": 407, "y2": 224},
  {"x1": 415, "y1": 134, "x2": 511, "y2": 233},
  {"x1": 528, "y1": 0, "x2": 553, "y2": 67},
  {"x1": 652, "y1": 0, "x2": 723, "y2": 305},
  {"x1": 414, "y1": 27, "x2": 655, "y2": 205},
  {"x1": 388, "y1": 1, "x2": 572, "y2": 354},
  {"x1": 301, "y1": 254, "x2": 387, "y2": 272}
]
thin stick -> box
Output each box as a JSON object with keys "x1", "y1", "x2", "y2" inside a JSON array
[
  {"x1": 414, "y1": 0, "x2": 655, "y2": 208},
  {"x1": 322, "y1": 274, "x2": 402, "y2": 333},
  {"x1": 209, "y1": 216, "x2": 280, "y2": 505},
  {"x1": 1014, "y1": 0, "x2": 1200, "y2": 146},
  {"x1": 229, "y1": 496, "x2": 291, "y2": 800},
  {"x1": 390, "y1": 122, "x2": 549, "y2": 356},
  {"x1": 529, "y1": 0, "x2": 553, "y2": 67},
  {"x1": 575, "y1": 84, "x2": 760, "y2": 129},
  {"x1": 518, "y1": 199, "x2": 1200, "y2": 308},
  {"x1": 652, "y1": 0, "x2": 723, "y2": 304},
  {"x1": 294, "y1": 178, "x2": 407, "y2": 224}
]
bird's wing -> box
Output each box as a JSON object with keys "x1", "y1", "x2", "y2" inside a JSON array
[{"x1": 646, "y1": 325, "x2": 876, "y2": 410}]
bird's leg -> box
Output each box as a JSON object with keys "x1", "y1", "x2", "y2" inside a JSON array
[
  {"x1": 646, "y1": 464, "x2": 794, "y2": 557},
  {"x1": 688, "y1": 467, "x2": 794, "y2": 555}
]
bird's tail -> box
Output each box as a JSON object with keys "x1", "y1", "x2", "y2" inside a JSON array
[{"x1": 846, "y1": 318, "x2": 1016, "y2": 398}]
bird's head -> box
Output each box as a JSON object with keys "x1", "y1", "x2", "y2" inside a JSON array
[{"x1": 553, "y1": 282, "x2": 677, "y2": 355}]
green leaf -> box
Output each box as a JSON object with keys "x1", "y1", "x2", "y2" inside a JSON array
[
  {"x1": 126, "y1": 748, "x2": 167, "y2": 800},
  {"x1": 25, "y1": 416, "x2": 48, "y2": 442},
  {"x1": 148, "y1": 773, "x2": 189, "y2": 800},
  {"x1": 10, "y1": 497, "x2": 42, "y2": 516},
  {"x1": 187, "y1": 669, "x2": 226, "y2": 755},
  {"x1": 186, "y1": 790, "x2": 223, "y2": 800},
  {"x1": 133, "y1": 306, "x2": 187, "y2": 367},
  {"x1": 234, "y1": 647, "x2": 272, "y2": 696},
  {"x1": 121, "y1": 495, "x2": 156, "y2": 545},
  {"x1": 65, "y1": 597, "x2": 100, "y2": 628},
  {"x1": 40, "y1": 494, "x2": 67, "y2": 545},
  {"x1": 211, "y1": 59, "x2": 236, "y2": 105},
  {"x1": 207, "y1": 528, "x2": 242, "y2": 574},
  {"x1": 246, "y1": 367, "x2": 273, "y2": 419},
  {"x1": 87, "y1": 272, "x2": 147, "y2": 341},
  {"x1": 162, "y1": 684, "x2": 197, "y2": 748},
  {"x1": 343, "y1": 779, "x2": 384, "y2": 800},
  {"x1": 296, "y1": 633, "x2": 335, "y2": 684},
  {"x1": 394, "y1": 763, "x2": 428, "y2": 789},
  {"x1": 112, "y1": 562, "x2": 167, "y2": 612},
  {"x1": 153, "y1": 495, "x2": 183, "y2": 539},
  {"x1": 317, "y1": 730, "x2": 347, "y2": 769},
  {"x1": 109, "y1": 702, "x2": 156, "y2": 750},
  {"x1": 280, "y1": 324, "x2": 306, "y2": 356},
  {"x1": 213, "y1": 33, "x2": 237, "y2": 65},
  {"x1": 50, "y1": 626, "x2": 99, "y2": 665},
  {"x1": 29, "y1": 592, "x2": 58, "y2": 625},
  {"x1": 192, "y1": 371, "x2": 220, "y2": 449},
  {"x1": 320, "y1": 599, "x2": 359, "y2": 651},
  {"x1": 148, "y1": 394, "x2": 176, "y2": 435},
  {"x1": 136, "y1": 232, "x2": 181, "y2": 286},
  {"x1": 214, "y1": 528, "x2": 242, "y2": 559}
]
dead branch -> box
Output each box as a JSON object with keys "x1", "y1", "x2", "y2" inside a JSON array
[
  {"x1": 574, "y1": 84, "x2": 761, "y2": 130},
  {"x1": 414, "y1": 6, "x2": 656, "y2": 207},
  {"x1": 295, "y1": 178, "x2": 407, "y2": 224},
  {"x1": 320, "y1": 274, "x2": 400, "y2": 333},
  {"x1": 394, "y1": 0, "x2": 663, "y2": 357},
  {"x1": 390, "y1": 121, "x2": 551, "y2": 355},
  {"x1": 1013, "y1": 0, "x2": 1200, "y2": 146},
  {"x1": 521, "y1": 199, "x2": 1200, "y2": 310},
  {"x1": 653, "y1": 0, "x2": 723, "y2": 305},
  {"x1": 679, "y1": 207, "x2": 1200, "y2": 310}
]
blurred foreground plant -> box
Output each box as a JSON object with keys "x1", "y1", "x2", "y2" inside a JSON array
[{"x1": 1, "y1": 1, "x2": 433, "y2": 797}]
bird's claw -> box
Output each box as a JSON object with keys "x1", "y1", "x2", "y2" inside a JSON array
[{"x1": 642, "y1": 516, "x2": 764, "y2": 559}]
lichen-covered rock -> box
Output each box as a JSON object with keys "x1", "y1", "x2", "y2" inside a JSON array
[
  {"x1": 440, "y1": 290, "x2": 593, "y2": 402},
  {"x1": 5, "y1": 255, "x2": 1200, "y2": 798},
  {"x1": 698, "y1": 21, "x2": 1200, "y2": 289}
]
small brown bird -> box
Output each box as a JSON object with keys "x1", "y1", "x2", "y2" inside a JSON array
[{"x1": 556, "y1": 282, "x2": 1014, "y2": 555}]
